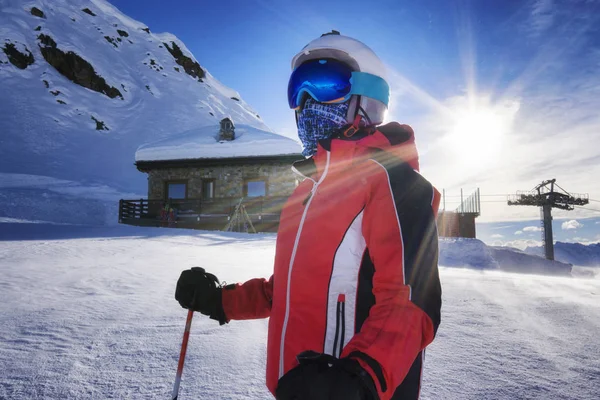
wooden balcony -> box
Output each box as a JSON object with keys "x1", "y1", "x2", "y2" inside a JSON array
[{"x1": 118, "y1": 196, "x2": 289, "y2": 232}]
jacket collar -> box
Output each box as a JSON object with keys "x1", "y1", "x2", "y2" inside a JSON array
[
  {"x1": 291, "y1": 157, "x2": 317, "y2": 180},
  {"x1": 292, "y1": 122, "x2": 420, "y2": 180}
]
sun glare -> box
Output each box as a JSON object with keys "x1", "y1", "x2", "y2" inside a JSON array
[
  {"x1": 446, "y1": 102, "x2": 515, "y2": 167},
  {"x1": 453, "y1": 108, "x2": 505, "y2": 144}
]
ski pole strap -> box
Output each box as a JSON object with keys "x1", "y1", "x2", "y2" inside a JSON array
[{"x1": 190, "y1": 266, "x2": 222, "y2": 289}]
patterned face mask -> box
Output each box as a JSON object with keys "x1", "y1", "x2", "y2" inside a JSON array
[{"x1": 297, "y1": 97, "x2": 349, "y2": 157}]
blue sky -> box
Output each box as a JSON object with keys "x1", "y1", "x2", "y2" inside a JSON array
[{"x1": 108, "y1": 0, "x2": 600, "y2": 245}]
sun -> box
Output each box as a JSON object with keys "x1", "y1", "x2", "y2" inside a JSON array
[
  {"x1": 453, "y1": 109, "x2": 505, "y2": 150},
  {"x1": 446, "y1": 101, "x2": 516, "y2": 167}
]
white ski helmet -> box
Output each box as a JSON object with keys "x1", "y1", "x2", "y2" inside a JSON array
[{"x1": 291, "y1": 31, "x2": 389, "y2": 126}]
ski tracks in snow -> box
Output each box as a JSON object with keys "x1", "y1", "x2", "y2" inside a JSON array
[
  {"x1": 0, "y1": 228, "x2": 273, "y2": 399},
  {"x1": 423, "y1": 268, "x2": 600, "y2": 400}
]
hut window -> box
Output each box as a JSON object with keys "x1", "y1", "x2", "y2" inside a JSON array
[
  {"x1": 244, "y1": 179, "x2": 267, "y2": 197},
  {"x1": 166, "y1": 182, "x2": 187, "y2": 199},
  {"x1": 202, "y1": 179, "x2": 215, "y2": 200}
]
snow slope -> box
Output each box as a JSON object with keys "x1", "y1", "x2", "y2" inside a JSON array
[
  {"x1": 0, "y1": 223, "x2": 598, "y2": 399},
  {"x1": 0, "y1": 0, "x2": 289, "y2": 224}
]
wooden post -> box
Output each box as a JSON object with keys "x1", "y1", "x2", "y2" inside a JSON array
[
  {"x1": 442, "y1": 189, "x2": 446, "y2": 211},
  {"x1": 118, "y1": 199, "x2": 123, "y2": 223}
]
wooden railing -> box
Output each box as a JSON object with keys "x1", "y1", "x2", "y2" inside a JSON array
[
  {"x1": 118, "y1": 196, "x2": 289, "y2": 232},
  {"x1": 119, "y1": 199, "x2": 150, "y2": 220}
]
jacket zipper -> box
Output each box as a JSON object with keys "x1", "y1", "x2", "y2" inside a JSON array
[
  {"x1": 279, "y1": 151, "x2": 331, "y2": 378},
  {"x1": 332, "y1": 293, "x2": 346, "y2": 358}
]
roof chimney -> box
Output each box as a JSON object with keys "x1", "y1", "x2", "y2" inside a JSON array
[{"x1": 219, "y1": 117, "x2": 235, "y2": 141}]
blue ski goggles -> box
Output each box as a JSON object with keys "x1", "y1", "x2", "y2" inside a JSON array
[{"x1": 288, "y1": 58, "x2": 390, "y2": 110}]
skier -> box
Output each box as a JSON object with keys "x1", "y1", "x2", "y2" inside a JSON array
[{"x1": 175, "y1": 31, "x2": 442, "y2": 400}]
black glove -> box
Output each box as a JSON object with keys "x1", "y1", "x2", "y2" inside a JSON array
[
  {"x1": 175, "y1": 267, "x2": 227, "y2": 325},
  {"x1": 276, "y1": 351, "x2": 377, "y2": 400}
]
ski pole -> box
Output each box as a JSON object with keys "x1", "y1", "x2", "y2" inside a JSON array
[{"x1": 171, "y1": 309, "x2": 194, "y2": 400}]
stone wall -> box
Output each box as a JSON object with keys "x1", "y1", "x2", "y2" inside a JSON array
[{"x1": 146, "y1": 160, "x2": 298, "y2": 200}]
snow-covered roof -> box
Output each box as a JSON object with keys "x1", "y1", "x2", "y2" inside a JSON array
[{"x1": 135, "y1": 124, "x2": 302, "y2": 162}]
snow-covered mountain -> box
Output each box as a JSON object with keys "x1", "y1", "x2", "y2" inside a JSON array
[
  {"x1": 525, "y1": 241, "x2": 600, "y2": 267},
  {"x1": 0, "y1": 0, "x2": 275, "y2": 224},
  {"x1": 440, "y1": 238, "x2": 572, "y2": 276}
]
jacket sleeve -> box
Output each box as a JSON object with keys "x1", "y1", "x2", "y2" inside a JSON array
[
  {"x1": 221, "y1": 275, "x2": 274, "y2": 321},
  {"x1": 340, "y1": 161, "x2": 441, "y2": 399}
]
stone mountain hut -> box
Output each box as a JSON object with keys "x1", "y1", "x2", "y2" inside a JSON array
[{"x1": 120, "y1": 119, "x2": 303, "y2": 231}]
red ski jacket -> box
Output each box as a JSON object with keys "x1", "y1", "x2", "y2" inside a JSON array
[{"x1": 222, "y1": 122, "x2": 442, "y2": 400}]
